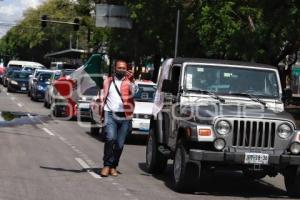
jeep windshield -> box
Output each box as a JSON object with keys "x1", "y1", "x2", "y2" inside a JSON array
[{"x1": 184, "y1": 64, "x2": 280, "y2": 99}]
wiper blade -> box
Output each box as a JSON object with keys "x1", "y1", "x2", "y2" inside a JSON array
[
  {"x1": 230, "y1": 92, "x2": 266, "y2": 107},
  {"x1": 189, "y1": 89, "x2": 225, "y2": 103}
]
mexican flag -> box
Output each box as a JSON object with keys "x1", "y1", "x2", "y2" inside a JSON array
[{"x1": 54, "y1": 54, "x2": 104, "y2": 103}]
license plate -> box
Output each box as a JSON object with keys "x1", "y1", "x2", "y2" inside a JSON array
[
  {"x1": 139, "y1": 123, "x2": 149, "y2": 131},
  {"x1": 244, "y1": 153, "x2": 269, "y2": 165},
  {"x1": 21, "y1": 87, "x2": 27, "y2": 91}
]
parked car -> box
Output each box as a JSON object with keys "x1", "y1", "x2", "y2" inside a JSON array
[
  {"x1": 7, "y1": 60, "x2": 45, "y2": 71},
  {"x1": 30, "y1": 71, "x2": 53, "y2": 101},
  {"x1": 7, "y1": 70, "x2": 32, "y2": 93},
  {"x1": 76, "y1": 86, "x2": 98, "y2": 120},
  {"x1": 44, "y1": 70, "x2": 61, "y2": 108},
  {"x1": 49, "y1": 69, "x2": 76, "y2": 118},
  {"x1": 3, "y1": 68, "x2": 22, "y2": 87},
  {"x1": 144, "y1": 58, "x2": 300, "y2": 196},
  {"x1": 28, "y1": 69, "x2": 54, "y2": 97},
  {"x1": 131, "y1": 81, "x2": 156, "y2": 135},
  {"x1": 44, "y1": 69, "x2": 75, "y2": 109}
]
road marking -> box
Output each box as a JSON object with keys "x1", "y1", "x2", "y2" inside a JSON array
[
  {"x1": 75, "y1": 158, "x2": 101, "y2": 179},
  {"x1": 10, "y1": 97, "x2": 15, "y2": 101},
  {"x1": 17, "y1": 103, "x2": 22, "y2": 107},
  {"x1": 42, "y1": 127, "x2": 55, "y2": 136}
]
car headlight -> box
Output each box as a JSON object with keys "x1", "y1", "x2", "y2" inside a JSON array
[
  {"x1": 215, "y1": 120, "x2": 231, "y2": 135},
  {"x1": 11, "y1": 80, "x2": 18, "y2": 85},
  {"x1": 278, "y1": 123, "x2": 293, "y2": 139},
  {"x1": 38, "y1": 85, "x2": 45, "y2": 91}
]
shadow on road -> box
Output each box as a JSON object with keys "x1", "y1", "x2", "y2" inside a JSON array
[
  {"x1": 40, "y1": 166, "x2": 99, "y2": 174},
  {"x1": 138, "y1": 163, "x2": 289, "y2": 198},
  {"x1": 85, "y1": 130, "x2": 147, "y2": 146}
]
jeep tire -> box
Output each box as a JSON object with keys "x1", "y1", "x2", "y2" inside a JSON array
[
  {"x1": 173, "y1": 142, "x2": 199, "y2": 193},
  {"x1": 284, "y1": 166, "x2": 300, "y2": 197},
  {"x1": 146, "y1": 129, "x2": 167, "y2": 174}
]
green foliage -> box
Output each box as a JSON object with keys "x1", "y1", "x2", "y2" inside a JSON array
[{"x1": 1, "y1": 0, "x2": 300, "y2": 70}]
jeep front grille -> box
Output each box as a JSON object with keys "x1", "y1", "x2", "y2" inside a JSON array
[{"x1": 232, "y1": 120, "x2": 276, "y2": 148}]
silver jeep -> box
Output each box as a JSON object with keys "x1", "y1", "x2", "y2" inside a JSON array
[{"x1": 146, "y1": 58, "x2": 300, "y2": 196}]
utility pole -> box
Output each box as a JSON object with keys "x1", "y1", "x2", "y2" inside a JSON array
[{"x1": 174, "y1": 9, "x2": 180, "y2": 58}]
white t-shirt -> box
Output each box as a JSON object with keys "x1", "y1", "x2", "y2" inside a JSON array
[{"x1": 104, "y1": 77, "x2": 135, "y2": 112}]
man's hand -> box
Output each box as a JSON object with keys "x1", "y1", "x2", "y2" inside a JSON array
[{"x1": 126, "y1": 70, "x2": 134, "y2": 82}]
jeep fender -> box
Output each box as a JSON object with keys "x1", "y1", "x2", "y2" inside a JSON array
[{"x1": 150, "y1": 113, "x2": 164, "y2": 144}]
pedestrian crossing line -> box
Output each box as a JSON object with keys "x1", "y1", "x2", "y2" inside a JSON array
[
  {"x1": 42, "y1": 127, "x2": 55, "y2": 136},
  {"x1": 75, "y1": 157, "x2": 102, "y2": 179}
]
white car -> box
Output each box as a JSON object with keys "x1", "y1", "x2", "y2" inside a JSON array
[
  {"x1": 44, "y1": 70, "x2": 62, "y2": 108},
  {"x1": 131, "y1": 81, "x2": 157, "y2": 135}
]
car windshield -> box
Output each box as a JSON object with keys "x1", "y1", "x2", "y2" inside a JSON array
[
  {"x1": 83, "y1": 86, "x2": 98, "y2": 96},
  {"x1": 184, "y1": 64, "x2": 280, "y2": 98},
  {"x1": 134, "y1": 84, "x2": 156, "y2": 102},
  {"x1": 23, "y1": 67, "x2": 35, "y2": 72},
  {"x1": 54, "y1": 73, "x2": 61, "y2": 80},
  {"x1": 12, "y1": 71, "x2": 31, "y2": 79},
  {"x1": 38, "y1": 73, "x2": 52, "y2": 82}
]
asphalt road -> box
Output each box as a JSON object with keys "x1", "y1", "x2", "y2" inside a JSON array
[{"x1": 0, "y1": 85, "x2": 298, "y2": 200}]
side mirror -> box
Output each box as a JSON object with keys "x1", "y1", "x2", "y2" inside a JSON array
[
  {"x1": 282, "y1": 88, "x2": 292, "y2": 103},
  {"x1": 162, "y1": 79, "x2": 177, "y2": 95}
]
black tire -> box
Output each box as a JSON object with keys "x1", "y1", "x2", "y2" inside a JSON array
[
  {"x1": 52, "y1": 105, "x2": 61, "y2": 117},
  {"x1": 173, "y1": 142, "x2": 199, "y2": 193},
  {"x1": 146, "y1": 129, "x2": 168, "y2": 174},
  {"x1": 243, "y1": 169, "x2": 266, "y2": 180},
  {"x1": 90, "y1": 119, "x2": 100, "y2": 135},
  {"x1": 43, "y1": 100, "x2": 47, "y2": 108},
  {"x1": 284, "y1": 166, "x2": 300, "y2": 197},
  {"x1": 7, "y1": 86, "x2": 11, "y2": 93}
]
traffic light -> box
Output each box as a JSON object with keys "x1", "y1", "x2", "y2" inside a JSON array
[
  {"x1": 41, "y1": 15, "x2": 47, "y2": 28},
  {"x1": 73, "y1": 18, "x2": 80, "y2": 31}
]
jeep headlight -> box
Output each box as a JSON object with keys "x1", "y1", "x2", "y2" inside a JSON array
[
  {"x1": 216, "y1": 120, "x2": 231, "y2": 135},
  {"x1": 278, "y1": 123, "x2": 293, "y2": 139}
]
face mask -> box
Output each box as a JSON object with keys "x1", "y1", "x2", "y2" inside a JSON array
[{"x1": 115, "y1": 71, "x2": 126, "y2": 79}]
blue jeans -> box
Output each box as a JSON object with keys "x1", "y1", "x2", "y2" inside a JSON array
[{"x1": 103, "y1": 111, "x2": 132, "y2": 168}]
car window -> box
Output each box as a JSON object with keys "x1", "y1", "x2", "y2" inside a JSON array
[
  {"x1": 134, "y1": 84, "x2": 156, "y2": 102},
  {"x1": 12, "y1": 72, "x2": 31, "y2": 79},
  {"x1": 38, "y1": 73, "x2": 52, "y2": 82}
]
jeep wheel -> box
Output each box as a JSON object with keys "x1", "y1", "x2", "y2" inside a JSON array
[
  {"x1": 173, "y1": 142, "x2": 198, "y2": 193},
  {"x1": 146, "y1": 129, "x2": 167, "y2": 174},
  {"x1": 284, "y1": 166, "x2": 300, "y2": 197}
]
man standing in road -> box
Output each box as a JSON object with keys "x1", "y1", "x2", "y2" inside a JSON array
[{"x1": 100, "y1": 60, "x2": 135, "y2": 177}]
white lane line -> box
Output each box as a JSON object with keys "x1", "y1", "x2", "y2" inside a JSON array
[
  {"x1": 17, "y1": 103, "x2": 23, "y2": 107},
  {"x1": 42, "y1": 127, "x2": 55, "y2": 136},
  {"x1": 75, "y1": 158, "x2": 102, "y2": 179}
]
